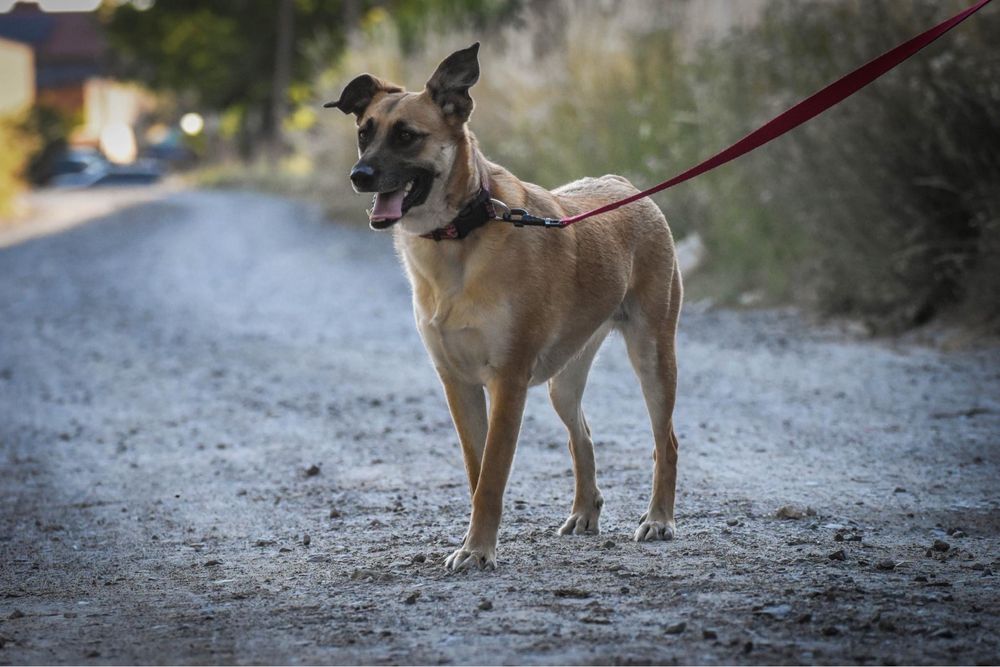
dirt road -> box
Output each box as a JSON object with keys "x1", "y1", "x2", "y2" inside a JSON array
[{"x1": 1, "y1": 191, "x2": 997, "y2": 665}]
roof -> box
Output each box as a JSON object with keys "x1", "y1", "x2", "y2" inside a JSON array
[{"x1": 0, "y1": 3, "x2": 106, "y2": 87}]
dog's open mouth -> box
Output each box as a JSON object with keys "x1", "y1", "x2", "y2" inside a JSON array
[{"x1": 369, "y1": 173, "x2": 432, "y2": 230}]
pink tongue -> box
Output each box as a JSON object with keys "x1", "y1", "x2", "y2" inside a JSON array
[{"x1": 370, "y1": 189, "x2": 405, "y2": 221}]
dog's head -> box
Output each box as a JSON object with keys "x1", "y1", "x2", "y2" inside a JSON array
[{"x1": 325, "y1": 43, "x2": 481, "y2": 235}]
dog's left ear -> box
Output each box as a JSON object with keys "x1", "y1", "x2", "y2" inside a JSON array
[
  {"x1": 424, "y1": 42, "x2": 480, "y2": 123},
  {"x1": 324, "y1": 74, "x2": 402, "y2": 118}
]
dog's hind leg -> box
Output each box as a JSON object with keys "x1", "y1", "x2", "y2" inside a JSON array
[
  {"x1": 549, "y1": 326, "x2": 612, "y2": 536},
  {"x1": 621, "y1": 263, "x2": 682, "y2": 542}
]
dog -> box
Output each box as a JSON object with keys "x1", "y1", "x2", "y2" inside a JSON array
[{"x1": 326, "y1": 43, "x2": 682, "y2": 571}]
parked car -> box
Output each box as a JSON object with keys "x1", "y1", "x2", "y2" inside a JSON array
[{"x1": 48, "y1": 148, "x2": 163, "y2": 188}]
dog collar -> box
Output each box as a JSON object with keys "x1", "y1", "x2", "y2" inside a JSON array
[{"x1": 420, "y1": 186, "x2": 496, "y2": 241}]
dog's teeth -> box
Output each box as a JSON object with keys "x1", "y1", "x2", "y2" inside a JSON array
[{"x1": 404, "y1": 181, "x2": 414, "y2": 193}]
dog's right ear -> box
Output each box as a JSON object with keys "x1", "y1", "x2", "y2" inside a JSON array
[{"x1": 324, "y1": 74, "x2": 402, "y2": 119}]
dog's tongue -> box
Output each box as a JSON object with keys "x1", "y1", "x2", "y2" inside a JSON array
[{"x1": 370, "y1": 189, "x2": 405, "y2": 221}]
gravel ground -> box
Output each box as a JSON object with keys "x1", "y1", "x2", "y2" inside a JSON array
[{"x1": 1, "y1": 190, "x2": 998, "y2": 665}]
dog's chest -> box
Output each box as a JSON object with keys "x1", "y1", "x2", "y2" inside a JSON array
[{"x1": 413, "y1": 286, "x2": 509, "y2": 385}]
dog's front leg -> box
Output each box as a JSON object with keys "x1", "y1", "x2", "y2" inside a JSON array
[
  {"x1": 445, "y1": 378, "x2": 527, "y2": 571},
  {"x1": 440, "y1": 375, "x2": 488, "y2": 496}
]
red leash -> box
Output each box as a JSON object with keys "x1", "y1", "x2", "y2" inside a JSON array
[{"x1": 503, "y1": 0, "x2": 993, "y2": 229}]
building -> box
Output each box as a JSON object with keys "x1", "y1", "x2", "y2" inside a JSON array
[{"x1": 0, "y1": 2, "x2": 148, "y2": 162}]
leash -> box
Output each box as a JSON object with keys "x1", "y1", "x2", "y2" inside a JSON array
[{"x1": 494, "y1": 0, "x2": 993, "y2": 230}]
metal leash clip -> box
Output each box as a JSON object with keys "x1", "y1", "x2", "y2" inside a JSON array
[{"x1": 501, "y1": 208, "x2": 566, "y2": 228}]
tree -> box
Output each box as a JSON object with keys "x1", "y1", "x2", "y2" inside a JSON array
[{"x1": 102, "y1": 0, "x2": 351, "y2": 158}]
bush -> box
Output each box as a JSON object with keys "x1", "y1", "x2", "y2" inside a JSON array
[
  {"x1": 300, "y1": 0, "x2": 999, "y2": 332},
  {"x1": 703, "y1": 0, "x2": 1000, "y2": 332},
  {"x1": 0, "y1": 114, "x2": 36, "y2": 219}
]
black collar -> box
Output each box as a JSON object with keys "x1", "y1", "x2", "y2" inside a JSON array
[{"x1": 420, "y1": 186, "x2": 496, "y2": 241}]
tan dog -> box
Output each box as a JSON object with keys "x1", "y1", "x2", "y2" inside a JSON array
[{"x1": 326, "y1": 43, "x2": 681, "y2": 571}]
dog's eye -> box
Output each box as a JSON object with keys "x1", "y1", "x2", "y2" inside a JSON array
[
  {"x1": 358, "y1": 127, "x2": 370, "y2": 143},
  {"x1": 396, "y1": 129, "x2": 415, "y2": 144}
]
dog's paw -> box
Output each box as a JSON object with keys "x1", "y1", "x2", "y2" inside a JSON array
[
  {"x1": 634, "y1": 515, "x2": 675, "y2": 542},
  {"x1": 558, "y1": 510, "x2": 601, "y2": 536},
  {"x1": 444, "y1": 545, "x2": 496, "y2": 572}
]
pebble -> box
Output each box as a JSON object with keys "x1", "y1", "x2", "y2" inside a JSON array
[
  {"x1": 702, "y1": 629, "x2": 718, "y2": 640},
  {"x1": 411, "y1": 554, "x2": 426, "y2": 564},
  {"x1": 664, "y1": 621, "x2": 687, "y2": 635},
  {"x1": 875, "y1": 559, "x2": 896, "y2": 571},
  {"x1": 8, "y1": 609, "x2": 24, "y2": 620},
  {"x1": 756, "y1": 603, "x2": 792, "y2": 620},
  {"x1": 404, "y1": 591, "x2": 420, "y2": 605},
  {"x1": 776, "y1": 505, "x2": 814, "y2": 520},
  {"x1": 304, "y1": 464, "x2": 321, "y2": 477},
  {"x1": 931, "y1": 539, "x2": 950, "y2": 552},
  {"x1": 554, "y1": 588, "x2": 591, "y2": 599},
  {"x1": 828, "y1": 549, "x2": 847, "y2": 561},
  {"x1": 822, "y1": 625, "x2": 841, "y2": 636},
  {"x1": 478, "y1": 599, "x2": 493, "y2": 611},
  {"x1": 726, "y1": 518, "x2": 740, "y2": 526},
  {"x1": 302, "y1": 534, "x2": 311, "y2": 546},
  {"x1": 204, "y1": 560, "x2": 222, "y2": 567},
  {"x1": 602, "y1": 539, "x2": 616, "y2": 548},
  {"x1": 329, "y1": 509, "x2": 342, "y2": 519}
]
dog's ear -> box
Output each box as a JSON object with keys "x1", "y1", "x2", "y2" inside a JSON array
[
  {"x1": 324, "y1": 74, "x2": 402, "y2": 119},
  {"x1": 424, "y1": 42, "x2": 480, "y2": 122}
]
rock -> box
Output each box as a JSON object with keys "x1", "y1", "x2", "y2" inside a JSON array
[
  {"x1": 581, "y1": 615, "x2": 611, "y2": 625},
  {"x1": 411, "y1": 554, "x2": 426, "y2": 564},
  {"x1": 664, "y1": 621, "x2": 687, "y2": 635},
  {"x1": 828, "y1": 549, "x2": 847, "y2": 561},
  {"x1": 776, "y1": 505, "x2": 814, "y2": 520},
  {"x1": 893, "y1": 487, "x2": 907, "y2": 493},
  {"x1": 702, "y1": 629, "x2": 718, "y2": 640},
  {"x1": 304, "y1": 464, "x2": 321, "y2": 477},
  {"x1": 756, "y1": 603, "x2": 792, "y2": 620},
  {"x1": 253, "y1": 539, "x2": 276, "y2": 547},
  {"x1": 478, "y1": 599, "x2": 493, "y2": 611},
  {"x1": 602, "y1": 539, "x2": 616, "y2": 548},
  {"x1": 726, "y1": 518, "x2": 740, "y2": 527},
  {"x1": 204, "y1": 559, "x2": 222, "y2": 567},
  {"x1": 404, "y1": 591, "x2": 420, "y2": 605},
  {"x1": 822, "y1": 626, "x2": 841, "y2": 636},
  {"x1": 554, "y1": 588, "x2": 591, "y2": 599},
  {"x1": 8, "y1": 609, "x2": 24, "y2": 620},
  {"x1": 834, "y1": 533, "x2": 844, "y2": 542},
  {"x1": 951, "y1": 530, "x2": 967, "y2": 539},
  {"x1": 302, "y1": 534, "x2": 311, "y2": 546},
  {"x1": 875, "y1": 559, "x2": 896, "y2": 571},
  {"x1": 931, "y1": 539, "x2": 950, "y2": 552},
  {"x1": 329, "y1": 508, "x2": 342, "y2": 519},
  {"x1": 931, "y1": 628, "x2": 955, "y2": 639}
]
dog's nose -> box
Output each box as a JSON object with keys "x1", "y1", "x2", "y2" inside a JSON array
[{"x1": 350, "y1": 163, "x2": 377, "y2": 191}]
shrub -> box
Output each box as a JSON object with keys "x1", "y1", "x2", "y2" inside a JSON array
[
  {"x1": 300, "y1": 0, "x2": 999, "y2": 332},
  {"x1": 0, "y1": 114, "x2": 36, "y2": 219}
]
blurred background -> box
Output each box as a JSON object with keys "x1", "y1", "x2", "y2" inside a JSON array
[{"x1": 0, "y1": 0, "x2": 996, "y2": 334}]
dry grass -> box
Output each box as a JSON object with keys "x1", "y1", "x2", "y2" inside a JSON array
[{"x1": 288, "y1": 0, "x2": 998, "y2": 332}]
